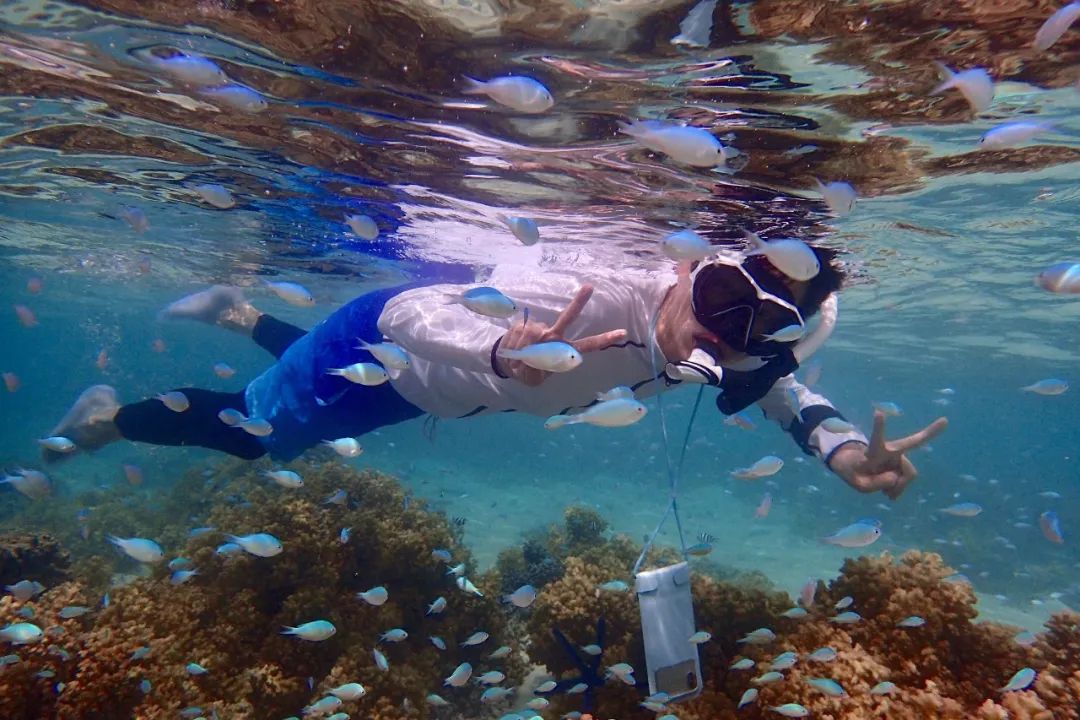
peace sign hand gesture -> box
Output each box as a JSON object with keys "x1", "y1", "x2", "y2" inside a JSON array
[
  {"x1": 494, "y1": 285, "x2": 628, "y2": 386},
  {"x1": 829, "y1": 411, "x2": 949, "y2": 500}
]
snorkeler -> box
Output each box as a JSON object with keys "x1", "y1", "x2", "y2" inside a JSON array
[{"x1": 45, "y1": 244, "x2": 946, "y2": 499}]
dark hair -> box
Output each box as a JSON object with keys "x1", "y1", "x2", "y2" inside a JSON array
[{"x1": 742, "y1": 245, "x2": 845, "y2": 319}]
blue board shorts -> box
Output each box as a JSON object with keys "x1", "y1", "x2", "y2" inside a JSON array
[{"x1": 245, "y1": 284, "x2": 427, "y2": 461}]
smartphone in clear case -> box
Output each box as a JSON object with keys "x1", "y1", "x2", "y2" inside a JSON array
[{"x1": 635, "y1": 561, "x2": 702, "y2": 701}]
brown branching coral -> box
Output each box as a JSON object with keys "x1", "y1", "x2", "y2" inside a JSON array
[
  {"x1": 0, "y1": 459, "x2": 518, "y2": 719},
  {"x1": 704, "y1": 551, "x2": 1076, "y2": 720},
  {"x1": 0, "y1": 532, "x2": 70, "y2": 588},
  {"x1": 0, "y1": 580, "x2": 97, "y2": 720},
  {"x1": 525, "y1": 547, "x2": 1080, "y2": 720},
  {"x1": 4, "y1": 485, "x2": 1078, "y2": 720}
]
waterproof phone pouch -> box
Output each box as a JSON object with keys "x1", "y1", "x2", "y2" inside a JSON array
[{"x1": 635, "y1": 561, "x2": 701, "y2": 702}]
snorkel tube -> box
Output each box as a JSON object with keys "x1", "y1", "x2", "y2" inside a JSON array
[{"x1": 792, "y1": 292, "x2": 837, "y2": 363}]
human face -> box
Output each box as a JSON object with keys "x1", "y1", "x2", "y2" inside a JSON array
[
  {"x1": 657, "y1": 262, "x2": 812, "y2": 365},
  {"x1": 691, "y1": 261, "x2": 805, "y2": 356},
  {"x1": 655, "y1": 279, "x2": 747, "y2": 364}
]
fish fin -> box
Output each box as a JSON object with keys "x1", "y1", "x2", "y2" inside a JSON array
[
  {"x1": 597, "y1": 386, "x2": 634, "y2": 401},
  {"x1": 544, "y1": 415, "x2": 570, "y2": 430},
  {"x1": 617, "y1": 120, "x2": 651, "y2": 138},
  {"x1": 722, "y1": 149, "x2": 749, "y2": 173},
  {"x1": 461, "y1": 76, "x2": 487, "y2": 95},
  {"x1": 741, "y1": 230, "x2": 765, "y2": 254},
  {"x1": 315, "y1": 388, "x2": 349, "y2": 407},
  {"x1": 930, "y1": 62, "x2": 957, "y2": 95}
]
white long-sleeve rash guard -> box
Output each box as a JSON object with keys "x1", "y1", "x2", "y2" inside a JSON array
[{"x1": 378, "y1": 265, "x2": 867, "y2": 465}]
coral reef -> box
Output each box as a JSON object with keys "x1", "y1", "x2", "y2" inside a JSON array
[
  {"x1": 0, "y1": 459, "x2": 519, "y2": 719},
  {"x1": 4, "y1": 485, "x2": 1079, "y2": 720},
  {"x1": 495, "y1": 505, "x2": 623, "y2": 595},
  {"x1": 495, "y1": 529, "x2": 566, "y2": 597},
  {"x1": 524, "y1": 548, "x2": 1080, "y2": 720},
  {"x1": 0, "y1": 532, "x2": 70, "y2": 588}
]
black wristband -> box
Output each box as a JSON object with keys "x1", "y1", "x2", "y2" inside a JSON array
[{"x1": 490, "y1": 335, "x2": 510, "y2": 378}]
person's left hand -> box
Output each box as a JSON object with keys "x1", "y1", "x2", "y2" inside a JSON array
[
  {"x1": 495, "y1": 285, "x2": 627, "y2": 386},
  {"x1": 829, "y1": 411, "x2": 948, "y2": 500}
]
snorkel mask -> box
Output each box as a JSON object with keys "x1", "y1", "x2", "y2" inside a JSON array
[{"x1": 690, "y1": 254, "x2": 805, "y2": 358}]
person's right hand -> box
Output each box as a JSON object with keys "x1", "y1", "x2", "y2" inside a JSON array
[
  {"x1": 495, "y1": 285, "x2": 628, "y2": 386},
  {"x1": 829, "y1": 411, "x2": 948, "y2": 500}
]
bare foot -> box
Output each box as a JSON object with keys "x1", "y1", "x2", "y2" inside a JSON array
[
  {"x1": 44, "y1": 385, "x2": 121, "y2": 462},
  {"x1": 158, "y1": 285, "x2": 260, "y2": 333}
]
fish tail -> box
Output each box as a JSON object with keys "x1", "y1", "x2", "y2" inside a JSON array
[
  {"x1": 280, "y1": 626, "x2": 295, "y2": 635},
  {"x1": 741, "y1": 230, "x2": 765, "y2": 253},
  {"x1": 461, "y1": 76, "x2": 487, "y2": 95},
  {"x1": 495, "y1": 348, "x2": 522, "y2": 360},
  {"x1": 616, "y1": 120, "x2": 639, "y2": 137},
  {"x1": 441, "y1": 293, "x2": 462, "y2": 305},
  {"x1": 326, "y1": 368, "x2": 345, "y2": 377},
  {"x1": 544, "y1": 415, "x2": 570, "y2": 430},
  {"x1": 930, "y1": 62, "x2": 957, "y2": 95}
]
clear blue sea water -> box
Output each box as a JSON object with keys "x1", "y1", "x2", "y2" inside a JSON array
[{"x1": 1, "y1": 0, "x2": 1078, "y2": 638}]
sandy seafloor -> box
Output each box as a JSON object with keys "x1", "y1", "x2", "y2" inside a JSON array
[{"x1": 362, "y1": 434, "x2": 1063, "y2": 635}]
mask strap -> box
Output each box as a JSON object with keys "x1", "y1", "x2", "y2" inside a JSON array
[{"x1": 693, "y1": 256, "x2": 805, "y2": 330}]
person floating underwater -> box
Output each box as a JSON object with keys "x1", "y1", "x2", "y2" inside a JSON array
[{"x1": 44, "y1": 236, "x2": 946, "y2": 499}]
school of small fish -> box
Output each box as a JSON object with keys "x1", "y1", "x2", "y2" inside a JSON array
[{"x1": 0, "y1": 5, "x2": 1077, "y2": 719}]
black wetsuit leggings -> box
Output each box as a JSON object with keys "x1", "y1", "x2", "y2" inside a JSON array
[{"x1": 112, "y1": 315, "x2": 305, "y2": 459}]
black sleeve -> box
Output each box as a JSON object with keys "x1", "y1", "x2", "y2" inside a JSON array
[{"x1": 714, "y1": 348, "x2": 799, "y2": 416}]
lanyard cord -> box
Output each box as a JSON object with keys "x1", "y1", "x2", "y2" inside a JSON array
[{"x1": 633, "y1": 309, "x2": 704, "y2": 576}]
